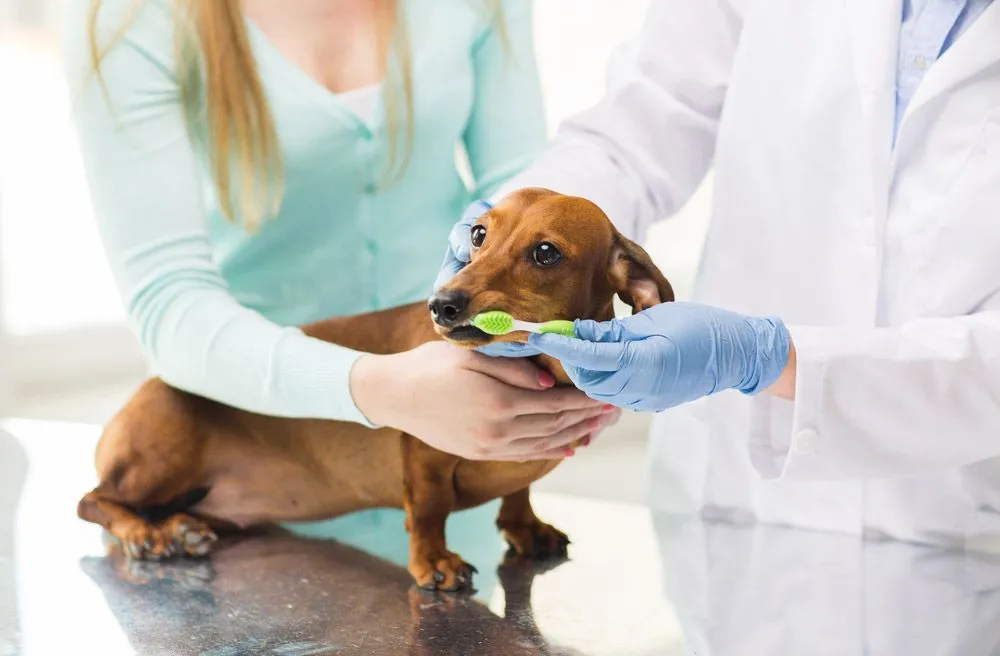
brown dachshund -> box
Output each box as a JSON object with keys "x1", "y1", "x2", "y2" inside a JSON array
[{"x1": 76, "y1": 188, "x2": 673, "y2": 591}]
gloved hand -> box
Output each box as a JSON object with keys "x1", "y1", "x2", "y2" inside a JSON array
[
  {"x1": 434, "y1": 199, "x2": 539, "y2": 359},
  {"x1": 527, "y1": 302, "x2": 792, "y2": 412}
]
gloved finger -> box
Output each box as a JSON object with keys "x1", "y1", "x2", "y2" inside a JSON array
[
  {"x1": 448, "y1": 199, "x2": 493, "y2": 262},
  {"x1": 573, "y1": 318, "x2": 627, "y2": 343},
  {"x1": 433, "y1": 257, "x2": 465, "y2": 291},
  {"x1": 527, "y1": 333, "x2": 626, "y2": 372},
  {"x1": 446, "y1": 221, "x2": 472, "y2": 265},
  {"x1": 462, "y1": 198, "x2": 493, "y2": 222},
  {"x1": 476, "y1": 342, "x2": 541, "y2": 358}
]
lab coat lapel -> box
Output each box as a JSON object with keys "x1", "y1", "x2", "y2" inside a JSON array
[
  {"x1": 900, "y1": 1, "x2": 1000, "y2": 129},
  {"x1": 844, "y1": 0, "x2": 902, "y2": 215}
]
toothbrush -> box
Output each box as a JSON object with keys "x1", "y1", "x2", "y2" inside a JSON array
[{"x1": 471, "y1": 310, "x2": 576, "y2": 338}]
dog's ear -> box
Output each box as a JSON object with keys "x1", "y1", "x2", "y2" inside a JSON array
[{"x1": 608, "y1": 233, "x2": 674, "y2": 313}]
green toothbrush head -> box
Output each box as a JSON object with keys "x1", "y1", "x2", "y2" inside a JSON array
[{"x1": 471, "y1": 310, "x2": 515, "y2": 336}]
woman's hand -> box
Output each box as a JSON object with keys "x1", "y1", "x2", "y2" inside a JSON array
[
  {"x1": 349, "y1": 342, "x2": 615, "y2": 460},
  {"x1": 527, "y1": 302, "x2": 794, "y2": 413}
]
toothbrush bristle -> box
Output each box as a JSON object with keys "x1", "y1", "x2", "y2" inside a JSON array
[{"x1": 471, "y1": 311, "x2": 514, "y2": 336}]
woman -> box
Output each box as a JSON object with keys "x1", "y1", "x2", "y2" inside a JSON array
[{"x1": 64, "y1": 0, "x2": 613, "y2": 462}]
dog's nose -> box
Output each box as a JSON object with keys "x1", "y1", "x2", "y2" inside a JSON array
[{"x1": 428, "y1": 290, "x2": 470, "y2": 327}]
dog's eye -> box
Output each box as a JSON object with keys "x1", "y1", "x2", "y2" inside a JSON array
[
  {"x1": 470, "y1": 225, "x2": 487, "y2": 248},
  {"x1": 532, "y1": 242, "x2": 562, "y2": 267}
]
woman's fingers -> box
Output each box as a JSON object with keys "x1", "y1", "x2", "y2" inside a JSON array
[
  {"x1": 501, "y1": 385, "x2": 604, "y2": 416},
  {"x1": 500, "y1": 405, "x2": 608, "y2": 440},
  {"x1": 504, "y1": 414, "x2": 603, "y2": 455},
  {"x1": 495, "y1": 407, "x2": 620, "y2": 460},
  {"x1": 467, "y1": 351, "x2": 556, "y2": 390}
]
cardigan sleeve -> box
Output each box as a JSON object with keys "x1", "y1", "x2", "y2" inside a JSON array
[{"x1": 61, "y1": 0, "x2": 374, "y2": 425}]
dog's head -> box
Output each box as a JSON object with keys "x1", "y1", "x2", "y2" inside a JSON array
[{"x1": 429, "y1": 188, "x2": 673, "y2": 347}]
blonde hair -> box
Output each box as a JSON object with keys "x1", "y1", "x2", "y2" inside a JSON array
[{"x1": 88, "y1": 0, "x2": 505, "y2": 230}]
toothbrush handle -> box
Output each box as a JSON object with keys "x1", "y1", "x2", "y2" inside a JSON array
[{"x1": 537, "y1": 320, "x2": 576, "y2": 338}]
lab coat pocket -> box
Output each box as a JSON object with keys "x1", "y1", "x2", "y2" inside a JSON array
[{"x1": 916, "y1": 116, "x2": 1000, "y2": 316}]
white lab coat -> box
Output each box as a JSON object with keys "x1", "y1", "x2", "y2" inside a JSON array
[{"x1": 500, "y1": 0, "x2": 1000, "y2": 550}]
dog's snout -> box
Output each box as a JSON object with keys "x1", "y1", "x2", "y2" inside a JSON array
[{"x1": 428, "y1": 290, "x2": 470, "y2": 327}]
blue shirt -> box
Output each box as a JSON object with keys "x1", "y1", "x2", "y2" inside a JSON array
[{"x1": 896, "y1": 0, "x2": 994, "y2": 135}]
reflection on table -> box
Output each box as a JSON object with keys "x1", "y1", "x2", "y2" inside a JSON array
[{"x1": 4, "y1": 419, "x2": 1000, "y2": 655}]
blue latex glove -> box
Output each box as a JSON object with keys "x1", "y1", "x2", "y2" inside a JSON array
[
  {"x1": 527, "y1": 302, "x2": 791, "y2": 412},
  {"x1": 434, "y1": 199, "x2": 540, "y2": 359}
]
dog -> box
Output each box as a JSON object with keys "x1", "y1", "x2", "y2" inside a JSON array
[{"x1": 76, "y1": 188, "x2": 673, "y2": 591}]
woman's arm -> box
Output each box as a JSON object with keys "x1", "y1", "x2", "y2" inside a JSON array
[
  {"x1": 462, "y1": 0, "x2": 548, "y2": 199},
  {"x1": 64, "y1": 0, "x2": 372, "y2": 424}
]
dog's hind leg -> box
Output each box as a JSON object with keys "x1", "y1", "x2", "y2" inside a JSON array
[
  {"x1": 78, "y1": 488, "x2": 218, "y2": 560},
  {"x1": 79, "y1": 386, "x2": 224, "y2": 560}
]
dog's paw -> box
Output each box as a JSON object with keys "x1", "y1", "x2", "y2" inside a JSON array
[
  {"x1": 161, "y1": 514, "x2": 218, "y2": 557},
  {"x1": 115, "y1": 522, "x2": 178, "y2": 561},
  {"x1": 501, "y1": 520, "x2": 570, "y2": 560},
  {"x1": 409, "y1": 550, "x2": 478, "y2": 592},
  {"x1": 114, "y1": 514, "x2": 217, "y2": 561}
]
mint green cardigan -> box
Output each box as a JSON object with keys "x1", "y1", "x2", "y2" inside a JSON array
[{"x1": 64, "y1": 0, "x2": 547, "y2": 426}]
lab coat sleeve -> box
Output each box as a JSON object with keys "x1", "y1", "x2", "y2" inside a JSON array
[
  {"x1": 462, "y1": 0, "x2": 548, "y2": 199},
  {"x1": 760, "y1": 310, "x2": 1000, "y2": 480},
  {"x1": 492, "y1": 0, "x2": 746, "y2": 241},
  {"x1": 62, "y1": 0, "x2": 373, "y2": 426}
]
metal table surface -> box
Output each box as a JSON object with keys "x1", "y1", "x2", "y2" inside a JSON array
[{"x1": 4, "y1": 419, "x2": 1000, "y2": 656}]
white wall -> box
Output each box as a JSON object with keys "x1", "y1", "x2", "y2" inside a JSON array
[{"x1": 532, "y1": 1, "x2": 711, "y2": 302}]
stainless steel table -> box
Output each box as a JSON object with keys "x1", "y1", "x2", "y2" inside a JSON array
[{"x1": 3, "y1": 419, "x2": 1000, "y2": 656}]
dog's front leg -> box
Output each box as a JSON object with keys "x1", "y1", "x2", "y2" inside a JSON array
[
  {"x1": 401, "y1": 436, "x2": 476, "y2": 591},
  {"x1": 496, "y1": 488, "x2": 569, "y2": 559}
]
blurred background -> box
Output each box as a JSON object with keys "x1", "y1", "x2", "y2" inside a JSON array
[{"x1": 0, "y1": 0, "x2": 711, "y2": 501}]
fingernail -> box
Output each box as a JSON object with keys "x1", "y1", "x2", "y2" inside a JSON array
[
  {"x1": 564, "y1": 448, "x2": 575, "y2": 458},
  {"x1": 538, "y1": 371, "x2": 556, "y2": 388},
  {"x1": 588, "y1": 417, "x2": 602, "y2": 429},
  {"x1": 602, "y1": 404, "x2": 616, "y2": 413},
  {"x1": 582, "y1": 435, "x2": 592, "y2": 447}
]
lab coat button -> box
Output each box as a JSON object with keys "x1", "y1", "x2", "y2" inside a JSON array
[
  {"x1": 363, "y1": 183, "x2": 377, "y2": 194},
  {"x1": 794, "y1": 428, "x2": 820, "y2": 454}
]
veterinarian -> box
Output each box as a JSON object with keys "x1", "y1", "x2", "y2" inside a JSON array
[
  {"x1": 66, "y1": 0, "x2": 616, "y2": 463},
  {"x1": 440, "y1": 0, "x2": 1000, "y2": 547}
]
